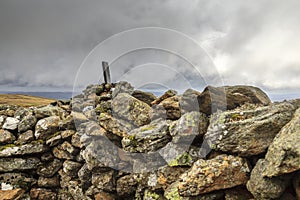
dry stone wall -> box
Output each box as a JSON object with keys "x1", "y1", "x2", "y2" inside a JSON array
[{"x1": 0, "y1": 81, "x2": 299, "y2": 200}]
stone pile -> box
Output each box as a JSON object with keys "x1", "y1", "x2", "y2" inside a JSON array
[{"x1": 0, "y1": 81, "x2": 299, "y2": 200}]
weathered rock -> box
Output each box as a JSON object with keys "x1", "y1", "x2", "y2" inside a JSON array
[
  {"x1": 112, "y1": 81, "x2": 134, "y2": 98},
  {"x1": 35, "y1": 116, "x2": 60, "y2": 140},
  {"x1": 0, "y1": 188, "x2": 25, "y2": 200},
  {"x1": 30, "y1": 188, "x2": 57, "y2": 200},
  {"x1": 15, "y1": 130, "x2": 34, "y2": 145},
  {"x1": 178, "y1": 154, "x2": 250, "y2": 196},
  {"x1": 205, "y1": 102, "x2": 295, "y2": 156},
  {"x1": 0, "y1": 157, "x2": 41, "y2": 172},
  {"x1": 246, "y1": 159, "x2": 291, "y2": 199},
  {"x1": 0, "y1": 143, "x2": 48, "y2": 157},
  {"x1": 71, "y1": 132, "x2": 82, "y2": 148},
  {"x1": 0, "y1": 129, "x2": 15, "y2": 144},
  {"x1": 0, "y1": 115, "x2": 5, "y2": 128},
  {"x1": 37, "y1": 159, "x2": 62, "y2": 177},
  {"x1": 112, "y1": 93, "x2": 152, "y2": 126},
  {"x1": 98, "y1": 113, "x2": 134, "y2": 137},
  {"x1": 78, "y1": 164, "x2": 92, "y2": 189},
  {"x1": 58, "y1": 114, "x2": 75, "y2": 130},
  {"x1": 14, "y1": 107, "x2": 32, "y2": 120},
  {"x1": 122, "y1": 118, "x2": 171, "y2": 153},
  {"x1": 38, "y1": 176, "x2": 60, "y2": 188},
  {"x1": 61, "y1": 130, "x2": 75, "y2": 139},
  {"x1": 116, "y1": 174, "x2": 139, "y2": 197},
  {"x1": 170, "y1": 111, "x2": 208, "y2": 144},
  {"x1": 263, "y1": 108, "x2": 300, "y2": 177},
  {"x1": 92, "y1": 169, "x2": 116, "y2": 192},
  {"x1": 158, "y1": 96, "x2": 181, "y2": 120},
  {"x1": 143, "y1": 189, "x2": 164, "y2": 200},
  {"x1": 198, "y1": 85, "x2": 271, "y2": 115},
  {"x1": 18, "y1": 115, "x2": 37, "y2": 133},
  {"x1": 152, "y1": 89, "x2": 177, "y2": 105},
  {"x1": 53, "y1": 141, "x2": 78, "y2": 160},
  {"x1": 180, "y1": 89, "x2": 201, "y2": 114},
  {"x1": 2, "y1": 117, "x2": 19, "y2": 131},
  {"x1": 0, "y1": 173, "x2": 36, "y2": 190},
  {"x1": 34, "y1": 105, "x2": 66, "y2": 119},
  {"x1": 46, "y1": 133, "x2": 62, "y2": 147},
  {"x1": 0, "y1": 105, "x2": 18, "y2": 117},
  {"x1": 132, "y1": 90, "x2": 157, "y2": 106},
  {"x1": 65, "y1": 180, "x2": 92, "y2": 200},
  {"x1": 63, "y1": 160, "x2": 82, "y2": 177}
]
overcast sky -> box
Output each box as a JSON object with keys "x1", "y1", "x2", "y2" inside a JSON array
[{"x1": 0, "y1": 0, "x2": 299, "y2": 95}]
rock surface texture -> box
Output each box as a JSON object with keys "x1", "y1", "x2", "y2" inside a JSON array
[{"x1": 0, "y1": 81, "x2": 298, "y2": 200}]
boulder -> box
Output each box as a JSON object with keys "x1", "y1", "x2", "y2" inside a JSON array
[
  {"x1": 246, "y1": 159, "x2": 291, "y2": 199},
  {"x1": 177, "y1": 154, "x2": 250, "y2": 196},
  {"x1": 91, "y1": 169, "x2": 115, "y2": 192},
  {"x1": 122, "y1": 118, "x2": 171, "y2": 153},
  {"x1": 15, "y1": 130, "x2": 34, "y2": 145},
  {"x1": 18, "y1": 115, "x2": 37, "y2": 133},
  {"x1": 2, "y1": 117, "x2": 19, "y2": 131},
  {"x1": 156, "y1": 96, "x2": 181, "y2": 120},
  {"x1": 112, "y1": 81, "x2": 134, "y2": 98},
  {"x1": 0, "y1": 129, "x2": 15, "y2": 144},
  {"x1": 34, "y1": 105, "x2": 66, "y2": 119},
  {"x1": 205, "y1": 102, "x2": 295, "y2": 156},
  {"x1": 53, "y1": 141, "x2": 78, "y2": 160},
  {"x1": 62, "y1": 160, "x2": 82, "y2": 177},
  {"x1": 198, "y1": 85, "x2": 271, "y2": 115},
  {"x1": 37, "y1": 159, "x2": 62, "y2": 178},
  {"x1": 37, "y1": 176, "x2": 60, "y2": 188},
  {"x1": 132, "y1": 90, "x2": 157, "y2": 105},
  {"x1": 35, "y1": 116, "x2": 60, "y2": 140},
  {"x1": 151, "y1": 89, "x2": 177, "y2": 105},
  {"x1": 263, "y1": 108, "x2": 300, "y2": 177},
  {"x1": 0, "y1": 157, "x2": 41, "y2": 172},
  {"x1": 0, "y1": 143, "x2": 48, "y2": 157},
  {"x1": 180, "y1": 88, "x2": 201, "y2": 114},
  {"x1": 112, "y1": 93, "x2": 152, "y2": 126}
]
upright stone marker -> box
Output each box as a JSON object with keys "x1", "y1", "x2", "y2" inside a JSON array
[{"x1": 102, "y1": 61, "x2": 111, "y2": 84}]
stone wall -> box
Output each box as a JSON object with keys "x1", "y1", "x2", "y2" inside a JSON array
[{"x1": 0, "y1": 81, "x2": 299, "y2": 200}]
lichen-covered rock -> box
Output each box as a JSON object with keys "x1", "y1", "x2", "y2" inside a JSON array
[
  {"x1": 98, "y1": 113, "x2": 134, "y2": 137},
  {"x1": 170, "y1": 111, "x2": 208, "y2": 144},
  {"x1": 53, "y1": 141, "x2": 78, "y2": 160},
  {"x1": 78, "y1": 164, "x2": 92, "y2": 189},
  {"x1": 205, "y1": 102, "x2": 295, "y2": 156},
  {"x1": 35, "y1": 116, "x2": 60, "y2": 140},
  {"x1": 178, "y1": 154, "x2": 250, "y2": 196},
  {"x1": 116, "y1": 174, "x2": 139, "y2": 197},
  {"x1": 180, "y1": 89, "x2": 201, "y2": 114},
  {"x1": 132, "y1": 90, "x2": 157, "y2": 106},
  {"x1": 263, "y1": 108, "x2": 300, "y2": 177},
  {"x1": 0, "y1": 143, "x2": 48, "y2": 157},
  {"x1": 122, "y1": 118, "x2": 171, "y2": 153},
  {"x1": 92, "y1": 169, "x2": 116, "y2": 192},
  {"x1": 158, "y1": 96, "x2": 181, "y2": 120},
  {"x1": 18, "y1": 115, "x2": 37, "y2": 133},
  {"x1": 0, "y1": 188, "x2": 25, "y2": 200},
  {"x1": 34, "y1": 105, "x2": 66, "y2": 119},
  {"x1": 37, "y1": 159, "x2": 62, "y2": 177},
  {"x1": 15, "y1": 130, "x2": 34, "y2": 145},
  {"x1": 63, "y1": 160, "x2": 82, "y2": 177},
  {"x1": 30, "y1": 188, "x2": 57, "y2": 200},
  {"x1": 0, "y1": 173, "x2": 36, "y2": 190},
  {"x1": 198, "y1": 85, "x2": 271, "y2": 115},
  {"x1": 14, "y1": 107, "x2": 33, "y2": 120},
  {"x1": 38, "y1": 176, "x2": 60, "y2": 188},
  {"x1": 152, "y1": 90, "x2": 177, "y2": 105},
  {"x1": 0, "y1": 129, "x2": 15, "y2": 144},
  {"x1": 112, "y1": 81, "x2": 134, "y2": 97},
  {"x1": 246, "y1": 159, "x2": 291, "y2": 199},
  {"x1": 0, "y1": 157, "x2": 41, "y2": 172},
  {"x1": 2, "y1": 117, "x2": 19, "y2": 131},
  {"x1": 112, "y1": 93, "x2": 152, "y2": 126}
]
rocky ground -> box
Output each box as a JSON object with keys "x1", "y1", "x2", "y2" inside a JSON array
[{"x1": 0, "y1": 81, "x2": 299, "y2": 200}]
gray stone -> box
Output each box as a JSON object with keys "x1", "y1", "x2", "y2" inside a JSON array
[
  {"x1": 0, "y1": 129, "x2": 15, "y2": 144},
  {"x1": 18, "y1": 115, "x2": 37, "y2": 132},
  {"x1": 92, "y1": 170, "x2": 115, "y2": 192},
  {"x1": 37, "y1": 159, "x2": 62, "y2": 177},
  {"x1": 263, "y1": 108, "x2": 300, "y2": 177},
  {"x1": 0, "y1": 143, "x2": 48, "y2": 157},
  {"x1": 2, "y1": 117, "x2": 19, "y2": 131},
  {"x1": 0, "y1": 157, "x2": 41, "y2": 172},
  {"x1": 132, "y1": 90, "x2": 157, "y2": 105},
  {"x1": 205, "y1": 102, "x2": 295, "y2": 156},
  {"x1": 122, "y1": 118, "x2": 171, "y2": 153},
  {"x1": 37, "y1": 176, "x2": 60, "y2": 188},
  {"x1": 35, "y1": 116, "x2": 60, "y2": 140},
  {"x1": 63, "y1": 160, "x2": 82, "y2": 177},
  {"x1": 112, "y1": 81, "x2": 134, "y2": 98},
  {"x1": 16, "y1": 130, "x2": 34, "y2": 145},
  {"x1": 246, "y1": 159, "x2": 291, "y2": 199},
  {"x1": 112, "y1": 93, "x2": 152, "y2": 126},
  {"x1": 34, "y1": 105, "x2": 66, "y2": 119},
  {"x1": 30, "y1": 188, "x2": 57, "y2": 200},
  {"x1": 53, "y1": 141, "x2": 78, "y2": 160},
  {"x1": 0, "y1": 173, "x2": 36, "y2": 190}
]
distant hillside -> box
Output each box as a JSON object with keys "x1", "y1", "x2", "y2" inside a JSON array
[{"x1": 0, "y1": 94, "x2": 55, "y2": 107}]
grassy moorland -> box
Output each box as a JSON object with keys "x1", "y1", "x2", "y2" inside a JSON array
[{"x1": 0, "y1": 94, "x2": 55, "y2": 107}]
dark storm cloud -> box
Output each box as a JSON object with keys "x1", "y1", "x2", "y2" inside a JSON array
[{"x1": 0, "y1": 0, "x2": 299, "y2": 92}]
